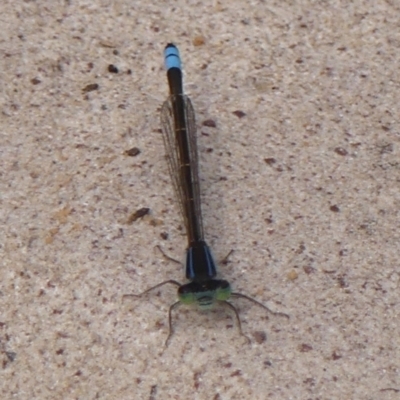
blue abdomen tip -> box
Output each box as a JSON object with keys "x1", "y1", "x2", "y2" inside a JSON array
[{"x1": 164, "y1": 43, "x2": 181, "y2": 71}]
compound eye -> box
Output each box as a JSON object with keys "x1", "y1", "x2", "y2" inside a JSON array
[
  {"x1": 178, "y1": 291, "x2": 195, "y2": 304},
  {"x1": 178, "y1": 284, "x2": 197, "y2": 305},
  {"x1": 216, "y1": 281, "x2": 231, "y2": 301}
]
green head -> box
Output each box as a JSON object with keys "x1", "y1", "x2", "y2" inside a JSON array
[{"x1": 178, "y1": 279, "x2": 232, "y2": 309}]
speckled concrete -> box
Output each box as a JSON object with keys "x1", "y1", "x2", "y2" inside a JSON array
[{"x1": 1, "y1": 1, "x2": 400, "y2": 399}]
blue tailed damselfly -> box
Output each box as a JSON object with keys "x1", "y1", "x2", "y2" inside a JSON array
[{"x1": 126, "y1": 44, "x2": 288, "y2": 346}]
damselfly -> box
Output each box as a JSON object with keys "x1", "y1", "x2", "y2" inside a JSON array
[{"x1": 126, "y1": 44, "x2": 288, "y2": 346}]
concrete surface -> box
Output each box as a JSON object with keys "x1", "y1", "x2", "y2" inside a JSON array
[{"x1": 1, "y1": 1, "x2": 400, "y2": 399}]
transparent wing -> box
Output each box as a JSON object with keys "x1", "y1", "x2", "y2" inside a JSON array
[{"x1": 160, "y1": 94, "x2": 204, "y2": 241}]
